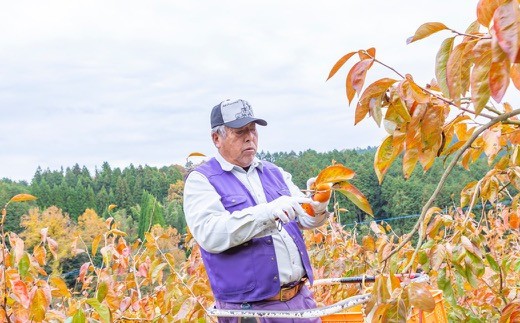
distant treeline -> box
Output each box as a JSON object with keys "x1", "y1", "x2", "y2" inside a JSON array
[{"x1": 0, "y1": 147, "x2": 489, "y2": 236}]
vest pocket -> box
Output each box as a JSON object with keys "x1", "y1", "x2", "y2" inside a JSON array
[{"x1": 221, "y1": 194, "x2": 248, "y2": 212}]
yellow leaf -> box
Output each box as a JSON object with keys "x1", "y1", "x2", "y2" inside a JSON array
[
  {"x1": 407, "y1": 22, "x2": 448, "y2": 44},
  {"x1": 29, "y1": 288, "x2": 48, "y2": 321},
  {"x1": 9, "y1": 193, "x2": 37, "y2": 203},
  {"x1": 374, "y1": 135, "x2": 403, "y2": 183},
  {"x1": 403, "y1": 148, "x2": 419, "y2": 179},
  {"x1": 92, "y1": 234, "x2": 102, "y2": 257},
  {"x1": 50, "y1": 276, "x2": 72, "y2": 298},
  {"x1": 470, "y1": 48, "x2": 492, "y2": 115},
  {"x1": 108, "y1": 204, "x2": 117, "y2": 211},
  {"x1": 187, "y1": 152, "x2": 206, "y2": 158},
  {"x1": 108, "y1": 229, "x2": 127, "y2": 237}
]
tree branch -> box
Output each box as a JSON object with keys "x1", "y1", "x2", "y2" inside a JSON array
[{"x1": 384, "y1": 109, "x2": 520, "y2": 265}]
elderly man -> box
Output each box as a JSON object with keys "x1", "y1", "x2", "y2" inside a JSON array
[{"x1": 183, "y1": 98, "x2": 330, "y2": 322}]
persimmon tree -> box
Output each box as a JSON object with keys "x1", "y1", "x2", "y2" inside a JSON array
[{"x1": 326, "y1": 0, "x2": 520, "y2": 320}]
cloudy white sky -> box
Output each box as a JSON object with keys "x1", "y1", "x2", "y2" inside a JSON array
[{"x1": 1, "y1": 1, "x2": 514, "y2": 182}]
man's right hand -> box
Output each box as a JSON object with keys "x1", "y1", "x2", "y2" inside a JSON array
[{"x1": 267, "y1": 196, "x2": 312, "y2": 223}]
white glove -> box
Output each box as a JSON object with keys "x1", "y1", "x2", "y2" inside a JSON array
[
  {"x1": 267, "y1": 195, "x2": 313, "y2": 223},
  {"x1": 307, "y1": 177, "x2": 331, "y2": 215}
]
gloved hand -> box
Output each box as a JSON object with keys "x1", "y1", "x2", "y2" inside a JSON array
[
  {"x1": 307, "y1": 177, "x2": 331, "y2": 215},
  {"x1": 267, "y1": 195, "x2": 313, "y2": 223}
]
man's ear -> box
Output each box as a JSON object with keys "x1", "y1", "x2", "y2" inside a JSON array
[{"x1": 212, "y1": 132, "x2": 220, "y2": 148}]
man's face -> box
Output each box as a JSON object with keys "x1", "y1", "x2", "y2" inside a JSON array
[{"x1": 213, "y1": 123, "x2": 258, "y2": 168}]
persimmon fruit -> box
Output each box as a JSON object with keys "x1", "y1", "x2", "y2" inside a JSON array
[
  {"x1": 314, "y1": 183, "x2": 332, "y2": 202},
  {"x1": 302, "y1": 183, "x2": 332, "y2": 216}
]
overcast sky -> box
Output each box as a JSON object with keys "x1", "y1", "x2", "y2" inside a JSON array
[{"x1": 1, "y1": 1, "x2": 514, "y2": 182}]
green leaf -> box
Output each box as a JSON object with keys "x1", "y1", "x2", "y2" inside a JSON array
[
  {"x1": 437, "y1": 268, "x2": 455, "y2": 303},
  {"x1": 486, "y1": 254, "x2": 500, "y2": 272},
  {"x1": 72, "y1": 309, "x2": 86, "y2": 323},
  {"x1": 86, "y1": 298, "x2": 112, "y2": 323},
  {"x1": 18, "y1": 252, "x2": 30, "y2": 278},
  {"x1": 435, "y1": 37, "x2": 455, "y2": 97},
  {"x1": 96, "y1": 281, "x2": 108, "y2": 303},
  {"x1": 407, "y1": 22, "x2": 448, "y2": 44}
]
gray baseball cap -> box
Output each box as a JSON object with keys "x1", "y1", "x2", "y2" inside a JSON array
[{"x1": 210, "y1": 99, "x2": 268, "y2": 129}]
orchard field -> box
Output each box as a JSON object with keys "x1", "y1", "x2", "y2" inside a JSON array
[{"x1": 1, "y1": 0, "x2": 520, "y2": 321}]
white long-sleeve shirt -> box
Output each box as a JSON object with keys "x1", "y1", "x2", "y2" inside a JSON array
[{"x1": 183, "y1": 154, "x2": 327, "y2": 286}]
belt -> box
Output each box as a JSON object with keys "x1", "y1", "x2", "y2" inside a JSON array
[{"x1": 265, "y1": 278, "x2": 307, "y2": 302}]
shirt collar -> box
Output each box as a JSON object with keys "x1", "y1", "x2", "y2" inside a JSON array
[{"x1": 215, "y1": 153, "x2": 264, "y2": 172}]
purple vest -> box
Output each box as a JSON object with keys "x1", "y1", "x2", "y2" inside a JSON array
[{"x1": 195, "y1": 158, "x2": 314, "y2": 302}]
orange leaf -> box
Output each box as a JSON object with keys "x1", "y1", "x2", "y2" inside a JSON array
[
  {"x1": 33, "y1": 245, "x2": 46, "y2": 266},
  {"x1": 511, "y1": 64, "x2": 520, "y2": 90},
  {"x1": 327, "y1": 51, "x2": 357, "y2": 81},
  {"x1": 315, "y1": 164, "x2": 356, "y2": 184},
  {"x1": 407, "y1": 77, "x2": 431, "y2": 103},
  {"x1": 436, "y1": 37, "x2": 455, "y2": 97},
  {"x1": 346, "y1": 58, "x2": 374, "y2": 104},
  {"x1": 470, "y1": 48, "x2": 492, "y2": 115},
  {"x1": 492, "y1": 1, "x2": 520, "y2": 63},
  {"x1": 490, "y1": 60, "x2": 510, "y2": 102},
  {"x1": 407, "y1": 22, "x2": 448, "y2": 44},
  {"x1": 356, "y1": 78, "x2": 398, "y2": 125},
  {"x1": 477, "y1": 0, "x2": 504, "y2": 27},
  {"x1": 11, "y1": 280, "x2": 30, "y2": 308},
  {"x1": 335, "y1": 181, "x2": 373, "y2": 216},
  {"x1": 8, "y1": 193, "x2": 37, "y2": 203}
]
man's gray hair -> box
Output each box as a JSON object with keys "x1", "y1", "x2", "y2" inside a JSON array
[{"x1": 211, "y1": 125, "x2": 227, "y2": 138}]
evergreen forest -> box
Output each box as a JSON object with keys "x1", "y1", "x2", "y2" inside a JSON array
[{"x1": 1, "y1": 147, "x2": 489, "y2": 240}]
